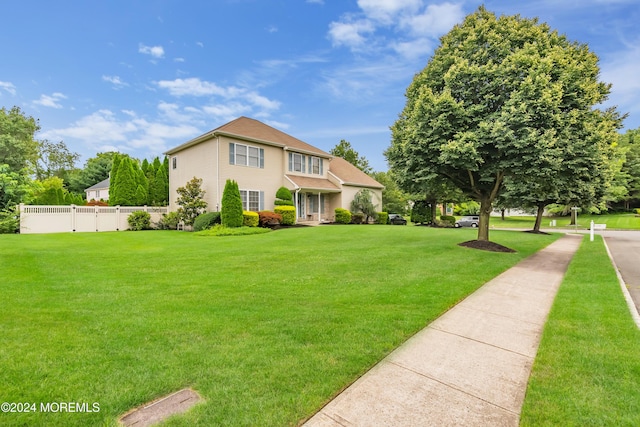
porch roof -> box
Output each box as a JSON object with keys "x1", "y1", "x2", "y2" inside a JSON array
[{"x1": 286, "y1": 175, "x2": 341, "y2": 192}]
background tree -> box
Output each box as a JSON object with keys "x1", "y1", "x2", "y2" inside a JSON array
[
  {"x1": 330, "y1": 139, "x2": 372, "y2": 174},
  {"x1": 176, "y1": 177, "x2": 208, "y2": 227},
  {"x1": 370, "y1": 171, "x2": 410, "y2": 214},
  {"x1": 0, "y1": 106, "x2": 39, "y2": 173},
  {"x1": 350, "y1": 188, "x2": 377, "y2": 223},
  {"x1": 35, "y1": 139, "x2": 79, "y2": 182},
  {"x1": 221, "y1": 179, "x2": 243, "y2": 227},
  {"x1": 388, "y1": 7, "x2": 620, "y2": 242},
  {"x1": 617, "y1": 128, "x2": 640, "y2": 209},
  {"x1": 109, "y1": 155, "x2": 138, "y2": 206},
  {"x1": 67, "y1": 152, "x2": 115, "y2": 194}
]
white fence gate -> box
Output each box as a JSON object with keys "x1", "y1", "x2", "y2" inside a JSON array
[{"x1": 19, "y1": 204, "x2": 169, "y2": 234}]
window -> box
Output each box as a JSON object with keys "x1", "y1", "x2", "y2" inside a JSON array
[
  {"x1": 288, "y1": 152, "x2": 306, "y2": 173},
  {"x1": 172, "y1": 157, "x2": 177, "y2": 169},
  {"x1": 309, "y1": 194, "x2": 325, "y2": 213},
  {"x1": 239, "y1": 190, "x2": 264, "y2": 212},
  {"x1": 309, "y1": 156, "x2": 323, "y2": 175},
  {"x1": 229, "y1": 143, "x2": 264, "y2": 168}
]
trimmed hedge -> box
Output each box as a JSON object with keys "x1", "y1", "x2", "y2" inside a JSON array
[
  {"x1": 258, "y1": 211, "x2": 282, "y2": 228},
  {"x1": 335, "y1": 208, "x2": 351, "y2": 224},
  {"x1": 275, "y1": 206, "x2": 296, "y2": 225},
  {"x1": 376, "y1": 212, "x2": 388, "y2": 224},
  {"x1": 243, "y1": 211, "x2": 259, "y2": 227},
  {"x1": 193, "y1": 212, "x2": 221, "y2": 231}
]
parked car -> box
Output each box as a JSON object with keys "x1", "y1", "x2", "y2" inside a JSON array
[
  {"x1": 455, "y1": 215, "x2": 479, "y2": 228},
  {"x1": 388, "y1": 214, "x2": 407, "y2": 225}
]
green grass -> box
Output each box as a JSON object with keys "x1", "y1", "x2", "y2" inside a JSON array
[
  {"x1": 521, "y1": 235, "x2": 640, "y2": 426},
  {"x1": 0, "y1": 227, "x2": 559, "y2": 426},
  {"x1": 490, "y1": 213, "x2": 640, "y2": 230}
]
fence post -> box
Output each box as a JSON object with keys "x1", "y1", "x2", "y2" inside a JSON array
[{"x1": 71, "y1": 204, "x2": 76, "y2": 232}]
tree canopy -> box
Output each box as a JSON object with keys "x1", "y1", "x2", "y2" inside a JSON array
[
  {"x1": 330, "y1": 139, "x2": 372, "y2": 174},
  {"x1": 388, "y1": 7, "x2": 621, "y2": 241}
]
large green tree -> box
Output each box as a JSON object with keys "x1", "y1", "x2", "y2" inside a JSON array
[
  {"x1": 0, "y1": 106, "x2": 39, "y2": 173},
  {"x1": 618, "y1": 128, "x2": 640, "y2": 209},
  {"x1": 388, "y1": 7, "x2": 619, "y2": 242},
  {"x1": 35, "y1": 139, "x2": 79, "y2": 181},
  {"x1": 330, "y1": 140, "x2": 372, "y2": 174}
]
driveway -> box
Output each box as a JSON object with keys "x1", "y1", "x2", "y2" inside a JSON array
[{"x1": 602, "y1": 230, "x2": 640, "y2": 315}]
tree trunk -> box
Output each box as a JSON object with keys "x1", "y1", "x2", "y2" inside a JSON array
[
  {"x1": 570, "y1": 208, "x2": 577, "y2": 225},
  {"x1": 501, "y1": 208, "x2": 505, "y2": 220},
  {"x1": 429, "y1": 199, "x2": 438, "y2": 226},
  {"x1": 477, "y1": 196, "x2": 492, "y2": 241},
  {"x1": 533, "y1": 203, "x2": 545, "y2": 232}
]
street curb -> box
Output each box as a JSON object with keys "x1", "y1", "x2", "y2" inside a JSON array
[{"x1": 602, "y1": 238, "x2": 640, "y2": 329}]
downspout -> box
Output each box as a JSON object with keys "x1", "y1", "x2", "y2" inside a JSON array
[{"x1": 216, "y1": 136, "x2": 220, "y2": 211}]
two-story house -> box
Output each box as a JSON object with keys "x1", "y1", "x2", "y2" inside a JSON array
[{"x1": 164, "y1": 117, "x2": 383, "y2": 223}]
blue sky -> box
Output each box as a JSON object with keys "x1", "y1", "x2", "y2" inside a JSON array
[{"x1": 1, "y1": 0, "x2": 639, "y2": 172}]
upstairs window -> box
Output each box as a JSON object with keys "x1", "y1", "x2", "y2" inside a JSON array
[
  {"x1": 288, "y1": 152, "x2": 306, "y2": 173},
  {"x1": 309, "y1": 156, "x2": 323, "y2": 175},
  {"x1": 229, "y1": 143, "x2": 264, "y2": 168}
]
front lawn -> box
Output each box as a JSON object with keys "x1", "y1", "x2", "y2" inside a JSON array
[
  {"x1": 521, "y1": 235, "x2": 640, "y2": 425},
  {"x1": 0, "y1": 226, "x2": 558, "y2": 426}
]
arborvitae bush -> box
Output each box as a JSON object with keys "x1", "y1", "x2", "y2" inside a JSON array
[
  {"x1": 221, "y1": 179, "x2": 243, "y2": 227},
  {"x1": 127, "y1": 211, "x2": 151, "y2": 230},
  {"x1": 242, "y1": 211, "x2": 259, "y2": 227},
  {"x1": 334, "y1": 208, "x2": 351, "y2": 224},
  {"x1": 274, "y1": 206, "x2": 295, "y2": 225},
  {"x1": 193, "y1": 212, "x2": 221, "y2": 231},
  {"x1": 440, "y1": 215, "x2": 456, "y2": 226}
]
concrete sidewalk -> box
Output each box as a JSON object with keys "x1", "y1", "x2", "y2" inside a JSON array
[{"x1": 303, "y1": 234, "x2": 583, "y2": 427}]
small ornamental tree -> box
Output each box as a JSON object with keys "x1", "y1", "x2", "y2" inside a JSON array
[
  {"x1": 176, "y1": 177, "x2": 208, "y2": 226},
  {"x1": 350, "y1": 189, "x2": 377, "y2": 223},
  {"x1": 221, "y1": 179, "x2": 243, "y2": 227},
  {"x1": 275, "y1": 186, "x2": 293, "y2": 206}
]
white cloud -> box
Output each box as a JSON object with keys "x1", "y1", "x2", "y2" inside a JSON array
[
  {"x1": 328, "y1": 18, "x2": 375, "y2": 48},
  {"x1": 357, "y1": 0, "x2": 422, "y2": 24},
  {"x1": 601, "y1": 45, "x2": 640, "y2": 122},
  {"x1": 0, "y1": 81, "x2": 16, "y2": 95},
  {"x1": 400, "y1": 2, "x2": 464, "y2": 38},
  {"x1": 33, "y1": 92, "x2": 67, "y2": 109},
  {"x1": 102, "y1": 75, "x2": 128, "y2": 88},
  {"x1": 266, "y1": 25, "x2": 278, "y2": 33},
  {"x1": 174, "y1": 57, "x2": 185, "y2": 62},
  {"x1": 306, "y1": 0, "x2": 324, "y2": 4},
  {"x1": 157, "y1": 78, "x2": 227, "y2": 97},
  {"x1": 138, "y1": 44, "x2": 165, "y2": 58}
]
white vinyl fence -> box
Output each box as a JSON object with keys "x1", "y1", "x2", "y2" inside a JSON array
[{"x1": 19, "y1": 204, "x2": 169, "y2": 234}]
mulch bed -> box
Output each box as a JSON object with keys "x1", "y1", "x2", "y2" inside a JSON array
[{"x1": 458, "y1": 240, "x2": 516, "y2": 253}]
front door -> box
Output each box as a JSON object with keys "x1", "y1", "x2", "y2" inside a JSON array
[{"x1": 297, "y1": 192, "x2": 306, "y2": 219}]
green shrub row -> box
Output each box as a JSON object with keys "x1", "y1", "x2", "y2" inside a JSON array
[{"x1": 376, "y1": 212, "x2": 388, "y2": 224}]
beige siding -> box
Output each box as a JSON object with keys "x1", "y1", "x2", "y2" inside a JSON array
[
  {"x1": 340, "y1": 185, "x2": 383, "y2": 212},
  {"x1": 168, "y1": 138, "x2": 218, "y2": 211}
]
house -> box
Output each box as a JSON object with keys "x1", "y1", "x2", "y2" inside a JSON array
[
  {"x1": 164, "y1": 117, "x2": 383, "y2": 223},
  {"x1": 84, "y1": 177, "x2": 110, "y2": 202}
]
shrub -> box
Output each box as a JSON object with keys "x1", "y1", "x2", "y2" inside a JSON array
[
  {"x1": 258, "y1": 211, "x2": 282, "y2": 228},
  {"x1": 376, "y1": 212, "x2": 388, "y2": 224},
  {"x1": 411, "y1": 200, "x2": 432, "y2": 224},
  {"x1": 440, "y1": 215, "x2": 456, "y2": 226},
  {"x1": 221, "y1": 179, "x2": 243, "y2": 228},
  {"x1": 351, "y1": 212, "x2": 365, "y2": 224},
  {"x1": 335, "y1": 208, "x2": 351, "y2": 224},
  {"x1": 193, "y1": 212, "x2": 221, "y2": 231},
  {"x1": 157, "y1": 211, "x2": 181, "y2": 230},
  {"x1": 243, "y1": 211, "x2": 259, "y2": 227},
  {"x1": 176, "y1": 177, "x2": 208, "y2": 226},
  {"x1": 87, "y1": 199, "x2": 109, "y2": 206},
  {"x1": 127, "y1": 211, "x2": 151, "y2": 231},
  {"x1": 636, "y1": 208, "x2": 640, "y2": 216},
  {"x1": 274, "y1": 206, "x2": 296, "y2": 225},
  {"x1": 0, "y1": 209, "x2": 19, "y2": 234},
  {"x1": 275, "y1": 186, "x2": 294, "y2": 206}
]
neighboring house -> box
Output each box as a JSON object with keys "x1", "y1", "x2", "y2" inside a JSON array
[
  {"x1": 164, "y1": 117, "x2": 384, "y2": 223},
  {"x1": 84, "y1": 178, "x2": 110, "y2": 202}
]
